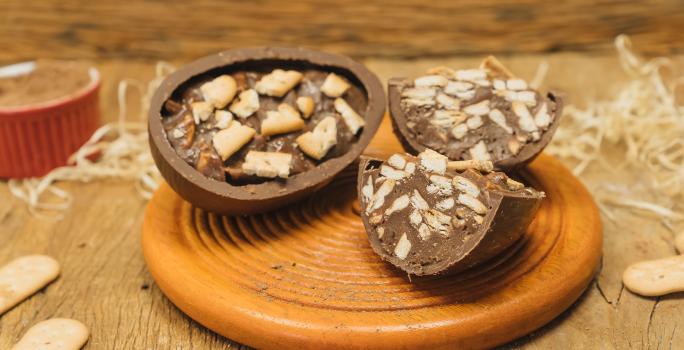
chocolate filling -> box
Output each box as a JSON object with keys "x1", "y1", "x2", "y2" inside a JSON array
[
  {"x1": 388, "y1": 60, "x2": 563, "y2": 170},
  {"x1": 162, "y1": 67, "x2": 367, "y2": 184},
  {"x1": 148, "y1": 48, "x2": 385, "y2": 215},
  {"x1": 358, "y1": 150, "x2": 544, "y2": 276}
]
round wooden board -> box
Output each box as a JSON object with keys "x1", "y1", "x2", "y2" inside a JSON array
[{"x1": 142, "y1": 118, "x2": 602, "y2": 350}]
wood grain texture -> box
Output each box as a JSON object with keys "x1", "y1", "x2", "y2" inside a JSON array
[
  {"x1": 1, "y1": 53, "x2": 683, "y2": 349},
  {"x1": 141, "y1": 121, "x2": 602, "y2": 349},
  {"x1": 1, "y1": 0, "x2": 684, "y2": 65},
  {"x1": 0, "y1": 181, "x2": 239, "y2": 349}
]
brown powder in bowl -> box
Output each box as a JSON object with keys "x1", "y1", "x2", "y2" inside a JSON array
[{"x1": 0, "y1": 60, "x2": 92, "y2": 108}]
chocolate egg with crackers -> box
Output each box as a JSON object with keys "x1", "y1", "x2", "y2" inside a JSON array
[
  {"x1": 358, "y1": 150, "x2": 544, "y2": 275},
  {"x1": 149, "y1": 47, "x2": 385, "y2": 214},
  {"x1": 388, "y1": 56, "x2": 563, "y2": 170}
]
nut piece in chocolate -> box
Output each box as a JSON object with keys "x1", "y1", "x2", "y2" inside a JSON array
[
  {"x1": 358, "y1": 149, "x2": 544, "y2": 276},
  {"x1": 388, "y1": 56, "x2": 564, "y2": 170}
]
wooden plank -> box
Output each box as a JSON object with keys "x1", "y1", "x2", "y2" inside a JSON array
[
  {"x1": 1, "y1": 0, "x2": 684, "y2": 64},
  {"x1": 0, "y1": 53, "x2": 683, "y2": 348},
  {"x1": 0, "y1": 182, "x2": 241, "y2": 349}
]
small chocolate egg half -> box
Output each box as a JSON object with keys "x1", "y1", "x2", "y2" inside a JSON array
[
  {"x1": 388, "y1": 56, "x2": 563, "y2": 171},
  {"x1": 357, "y1": 150, "x2": 544, "y2": 276}
]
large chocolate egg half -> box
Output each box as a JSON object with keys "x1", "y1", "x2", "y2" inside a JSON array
[{"x1": 149, "y1": 47, "x2": 385, "y2": 215}]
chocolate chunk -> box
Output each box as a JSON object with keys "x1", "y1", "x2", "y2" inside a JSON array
[
  {"x1": 164, "y1": 99, "x2": 183, "y2": 115},
  {"x1": 149, "y1": 47, "x2": 385, "y2": 214},
  {"x1": 388, "y1": 57, "x2": 563, "y2": 170},
  {"x1": 358, "y1": 150, "x2": 544, "y2": 275},
  {"x1": 163, "y1": 113, "x2": 196, "y2": 164},
  {"x1": 195, "y1": 142, "x2": 225, "y2": 182}
]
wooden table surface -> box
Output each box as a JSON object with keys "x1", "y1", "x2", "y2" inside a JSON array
[
  {"x1": 1, "y1": 52, "x2": 683, "y2": 349},
  {"x1": 2, "y1": 0, "x2": 684, "y2": 63}
]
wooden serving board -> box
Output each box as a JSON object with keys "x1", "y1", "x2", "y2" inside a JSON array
[{"x1": 141, "y1": 117, "x2": 602, "y2": 350}]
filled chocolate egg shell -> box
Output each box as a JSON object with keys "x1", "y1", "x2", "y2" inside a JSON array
[
  {"x1": 388, "y1": 57, "x2": 563, "y2": 171},
  {"x1": 148, "y1": 47, "x2": 385, "y2": 215}
]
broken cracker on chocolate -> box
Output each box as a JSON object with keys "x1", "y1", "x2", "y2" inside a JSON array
[
  {"x1": 320, "y1": 72, "x2": 351, "y2": 98},
  {"x1": 296, "y1": 96, "x2": 315, "y2": 118},
  {"x1": 255, "y1": 69, "x2": 303, "y2": 97},
  {"x1": 480, "y1": 55, "x2": 516, "y2": 80},
  {"x1": 200, "y1": 75, "x2": 237, "y2": 109},
  {"x1": 214, "y1": 110, "x2": 233, "y2": 129},
  {"x1": 388, "y1": 57, "x2": 563, "y2": 170},
  {"x1": 358, "y1": 149, "x2": 544, "y2": 276},
  {"x1": 191, "y1": 101, "x2": 213, "y2": 125},
  {"x1": 295, "y1": 116, "x2": 337, "y2": 160},
  {"x1": 229, "y1": 89, "x2": 260, "y2": 119},
  {"x1": 212, "y1": 122, "x2": 256, "y2": 161},
  {"x1": 261, "y1": 104, "x2": 306, "y2": 137},
  {"x1": 334, "y1": 97, "x2": 365, "y2": 134}
]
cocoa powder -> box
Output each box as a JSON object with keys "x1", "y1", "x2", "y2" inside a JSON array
[{"x1": 0, "y1": 60, "x2": 92, "y2": 108}]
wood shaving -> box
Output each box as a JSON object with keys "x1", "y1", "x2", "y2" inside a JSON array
[
  {"x1": 546, "y1": 35, "x2": 684, "y2": 221},
  {"x1": 8, "y1": 62, "x2": 174, "y2": 220},
  {"x1": 529, "y1": 61, "x2": 549, "y2": 90}
]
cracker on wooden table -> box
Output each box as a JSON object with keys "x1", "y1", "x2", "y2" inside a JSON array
[
  {"x1": 0, "y1": 255, "x2": 60, "y2": 315},
  {"x1": 623, "y1": 255, "x2": 684, "y2": 296},
  {"x1": 13, "y1": 318, "x2": 89, "y2": 350}
]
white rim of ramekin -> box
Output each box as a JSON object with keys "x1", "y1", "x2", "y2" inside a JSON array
[{"x1": 0, "y1": 61, "x2": 101, "y2": 114}]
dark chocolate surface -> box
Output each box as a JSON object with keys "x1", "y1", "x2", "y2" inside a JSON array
[
  {"x1": 148, "y1": 47, "x2": 385, "y2": 215},
  {"x1": 388, "y1": 66, "x2": 563, "y2": 170},
  {"x1": 358, "y1": 152, "x2": 544, "y2": 276}
]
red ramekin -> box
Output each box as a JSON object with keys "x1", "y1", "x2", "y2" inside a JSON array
[{"x1": 0, "y1": 62, "x2": 101, "y2": 178}]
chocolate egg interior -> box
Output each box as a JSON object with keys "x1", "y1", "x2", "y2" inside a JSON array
[
  {"x1": 388, "y1": 58, "x2": 563, "y2": 170},
  {"x1": 149, "y1": 47, "x2": 385, "y2": 215}
]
